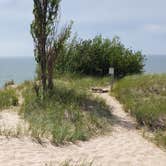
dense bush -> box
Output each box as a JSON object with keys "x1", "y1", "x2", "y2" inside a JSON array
[{"x1": 55, "y1": 35, "x2": 145, "y2": 78}]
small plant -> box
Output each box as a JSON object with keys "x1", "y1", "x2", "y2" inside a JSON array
[
  {"x1": 0, "y1": 123, "x2": 28, "y2": 138},
  {"x1": 4, "y1": 80, "x2": 15, "y2": 88},
  {"x1": 45, "y1": 159, "x2": 93, "y2": 166},
  {"x1": 155, "y1": 132, "x2": 166, "y2": 148},
  {"x1": 0, "y1": 88, "x2": 18, "y2": 110},
  {"x1": 60, "y1": 160, "x2": 93, "y2": 166}
]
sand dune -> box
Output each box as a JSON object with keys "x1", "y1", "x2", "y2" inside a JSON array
[{"x1": 0, "y1": 92, "x2": 166, "y2": 166}]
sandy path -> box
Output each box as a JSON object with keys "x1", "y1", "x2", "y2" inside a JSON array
[{"x1": 0, "y1": 92, "x2": 166, "y2": 166}]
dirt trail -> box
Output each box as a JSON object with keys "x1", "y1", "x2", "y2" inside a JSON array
[{"x1": 0, "y1": 91, "x2": 166, "y2": 166}]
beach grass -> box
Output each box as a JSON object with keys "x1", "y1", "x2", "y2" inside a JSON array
[
  {"x1": 112, "y1": 74, "x2": 166, "y2": 147},
  {"x1": 0, "y1": 88, "x2": 18, "y2": 110},
  {"x1": 20, "y1": 74, "x2": 111, "y2": 144},
  {"x1": 59, "y1": 160, "x2": 93, "y2": 166}
]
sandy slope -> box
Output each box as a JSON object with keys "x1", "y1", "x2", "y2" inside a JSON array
[{"x1": 0, "y1": 92, "x2": 166, "y2": 166}]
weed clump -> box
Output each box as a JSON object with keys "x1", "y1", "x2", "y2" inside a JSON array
[{"x1": 0, "y1": 88, "x2": 18, "y2": 110}]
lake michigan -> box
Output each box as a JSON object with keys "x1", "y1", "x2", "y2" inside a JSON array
[{"x1": 0, "y1": 55, "x2": 166, "y2": 87}]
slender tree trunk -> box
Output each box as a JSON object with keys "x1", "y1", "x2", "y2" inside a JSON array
[
  {"x1": 41, "y1": 0, "x2": 47, "y2": 93},
  {"x1": 48, "y1": 65, "x2": 53, "y2": 90},
  {"x1": 47, "y1": 53, "x2": 54, "y2": 90},
  {"x1": 41, "y1": 53, "x2": 47, "y2": 92}
]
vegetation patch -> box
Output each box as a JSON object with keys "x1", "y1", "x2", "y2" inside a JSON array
[
  {"x1": 0, "y1": 88, "x2": 18, "y2": 110},
  {"x1": 46, "y1": 159, "x2": 93, "y2": 166},
  {"x1": 113, "y1": 74, "x2": 166, "y2": 148},
  {"x1": 55, "y1": 35, "x2": 145, "y2": 78},
  {"x1": 20, "y1": 75, "x2": 111, "y2": 145},
  {"x1": 59, "y1": 160, "x2": 93, "y2": 166}
]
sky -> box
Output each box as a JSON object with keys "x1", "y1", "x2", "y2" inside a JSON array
[{"x1": 0, "y1": 0, "x2": 166, "y2": 57}]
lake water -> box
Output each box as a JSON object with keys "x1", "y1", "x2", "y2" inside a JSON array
[
  {"x1": 0, "y1": 57, "x2": 36, "y2": 87},
  {"x1": 144, "y1": 55, "x2": 166, "y2": 74},
  {"x1": 0, "y1": 55, "x2": 166, "y2": 87}
]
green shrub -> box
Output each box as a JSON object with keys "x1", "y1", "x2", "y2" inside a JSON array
[
  {"x1": 0, "y1": 88, "x2": 18, "y2": 109},
  {"x1": 55, "y1": 35, "x2": 145, "y2": 78}
]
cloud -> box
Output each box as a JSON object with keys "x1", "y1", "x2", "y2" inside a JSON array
[
  {"x1": 0, "y1": 0, "x2": 33, "y2": 57},
  {"x1": 0, "y1": 0, "x2": 166, "y2": 57},
  {"x1": 61, "y1": 0, "x2": 166, "y2": 54},
  {"x1": 144, "y1": 24, "x2": 166, "y2": 34}
]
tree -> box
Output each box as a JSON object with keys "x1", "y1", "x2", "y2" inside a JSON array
[
  {"x1": 55, "y1": 35, "x2": 145, "y2": 77},
  {"x1": 31, "y1": 0, "x2": 72, "y2": 95}
]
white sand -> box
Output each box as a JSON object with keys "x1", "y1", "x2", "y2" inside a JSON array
[
  {"x1": 0, "y1": 92, "x2": 166, "y2": 166},
  {"x1": 0, "y1": 109, "x2": 21, "y2": 130}
]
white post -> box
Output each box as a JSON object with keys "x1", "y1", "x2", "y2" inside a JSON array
[{"x1": 109, "y1": 67, "x2": 114, "y2": 91}]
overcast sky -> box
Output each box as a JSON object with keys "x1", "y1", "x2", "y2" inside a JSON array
[{"x1": 0, "y1": 0, "x2": 166, "y2": 57}]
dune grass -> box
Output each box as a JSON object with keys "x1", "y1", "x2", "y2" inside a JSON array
[
  {"x1": 0, "y1": 88, "x2": 18, "y2": 110},
  {"x1": 59, "y1": 160, "x2": 93, "y2": 166},
  {"x1": 113, "y1": 74, "x2": 166, "y2": 148},
  {"x1": 20, "y1": 75, "x2": 111, "y2": 144},
  {"x1": 53, "y1": 73, "x2": 110, "y2": 90},
  {"x1": 45, "y1": 159, "x2": 93, "y2": 166}
]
